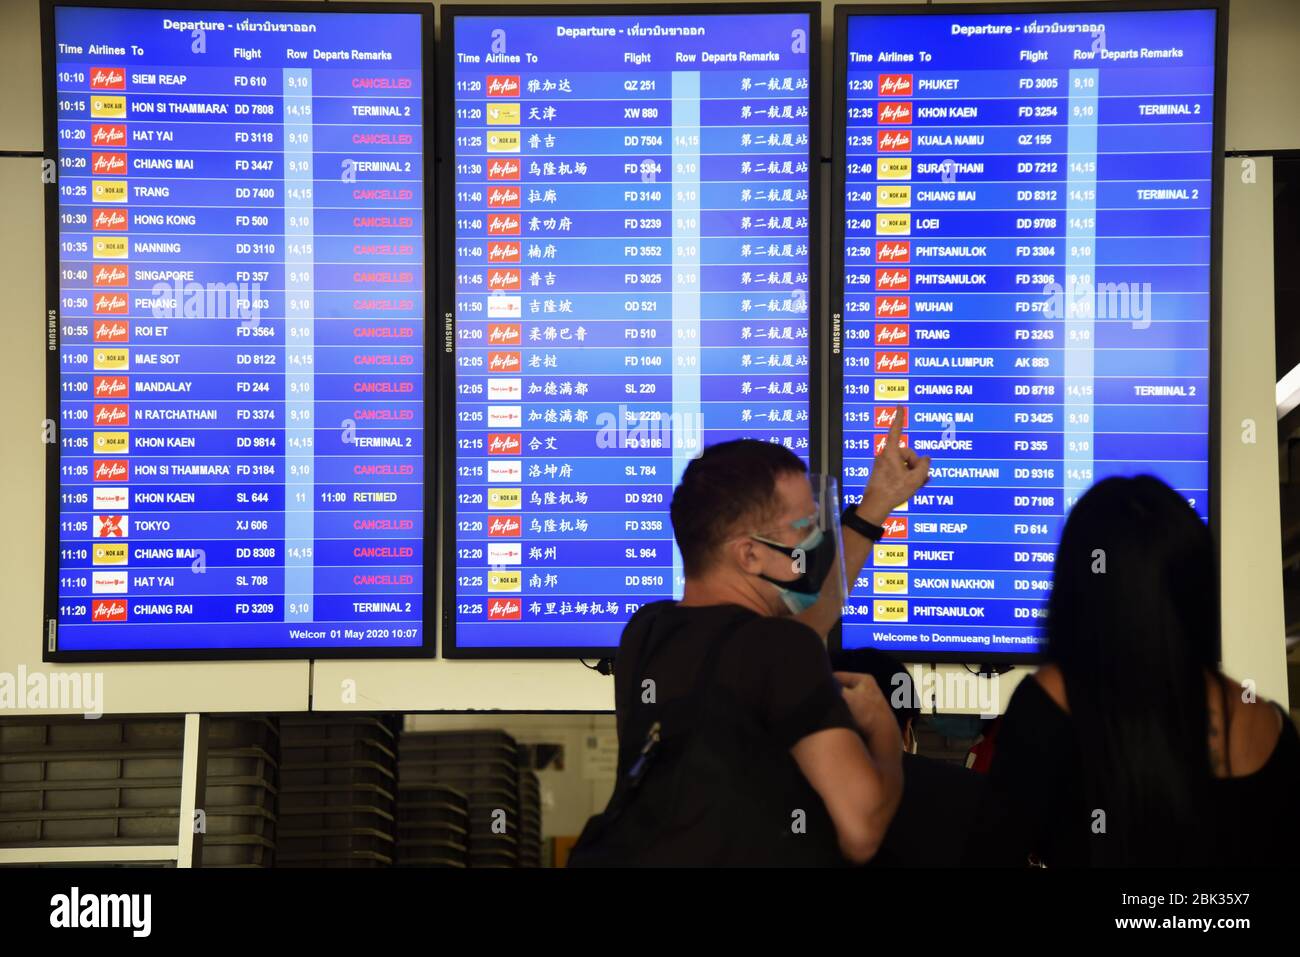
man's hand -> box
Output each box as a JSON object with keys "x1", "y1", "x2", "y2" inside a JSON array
[
  {"x1": 834, "y1": 670, "x2": 902, "y2": 746},
  {"x1": 858, "y1": 406, "x2": 930, "y2": 525}
]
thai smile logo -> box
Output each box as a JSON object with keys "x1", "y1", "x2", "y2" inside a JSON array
[
  {"x1": 90, "y1": 67, "x2": 126, "y2": 90},
  {"x1": 878, "y1": 74, "x2": 913, "y2": 96},
  {"x1": 874, "y1": 323, "x2": 909, "y2": 346},
  {"x1": 875, "y1": 268, "x2": 909, "y2": 291},
  {"x1": 876, "y1": 241, "x2": 911, "y2": 263},
  {"x1": 487, "y1": 241, "x2": 520, "y2": 263}
]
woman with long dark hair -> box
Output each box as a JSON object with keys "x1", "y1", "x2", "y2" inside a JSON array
[{"x1": 968, "y1": 475, "x2": 1299, "y2": 866}]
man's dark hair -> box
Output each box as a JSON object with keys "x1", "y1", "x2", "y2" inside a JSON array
[
  {"x1": 670, "y1": 439, "x2": 807, "y2": 576},
  {"x1": 830, "y1": 647, "x2": 920, "y2": 733}
]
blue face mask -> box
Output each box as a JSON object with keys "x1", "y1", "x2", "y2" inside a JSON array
[{"x1": 751, "y1": 523, "x2": 838, "y2": 615}]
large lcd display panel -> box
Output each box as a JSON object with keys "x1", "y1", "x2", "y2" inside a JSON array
[
  {"x1": 832, "y1": 3, "x2": 1225, "y2": 660},
  {"x1": 43, "y1": 2, "x2": 432, "y2": 660},
  {"x1": 443, "y1": 5, "x2": 820, "y2": 656}
]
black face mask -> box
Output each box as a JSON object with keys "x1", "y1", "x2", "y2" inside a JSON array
[{"x1": 751, "y1": 527, "x2": 839, "y2": 613}]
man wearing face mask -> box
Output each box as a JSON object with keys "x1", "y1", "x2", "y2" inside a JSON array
[{"x1": 569, "y1": 411, "x2": 930, "y2": 867}]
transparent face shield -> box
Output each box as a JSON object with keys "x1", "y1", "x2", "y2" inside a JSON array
[{"x1": 749, "y1": 473, "x2": 849, "y2": 616}]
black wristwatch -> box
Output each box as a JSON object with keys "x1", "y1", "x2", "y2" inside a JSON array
[{"x1": 841, "y1": 505, "x2": 887, "y2": 542}]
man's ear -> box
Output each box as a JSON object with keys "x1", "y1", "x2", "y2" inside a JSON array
[{"x1": 729, "y1": 535, "x2": 765, "y2": 575}]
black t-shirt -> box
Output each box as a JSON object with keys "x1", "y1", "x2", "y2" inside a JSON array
[
  {"x1": 966, "y1": 677, "x2": 1300, "y2": 867},
  {"x1": 610, "y1": 600, "x2": 858, "y2": 866}
]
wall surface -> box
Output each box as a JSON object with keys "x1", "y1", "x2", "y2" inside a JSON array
[{"x1": 0, "y1": 0, "x2": 1292, "y2": 714}]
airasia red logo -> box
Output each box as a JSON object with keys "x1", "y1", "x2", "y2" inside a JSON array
[
  {"x1": 93, "y1": 264, "x2": 129, "y2": 287},
  {"x1": 487, "y1": 187, "x2": 520, "y2": 209},
  {"x1": 488, "y1": 516, "x2": 521, "y2": 538},
  {"x1": 94, "y1": 459, "x2": 129, "y2": 481},
  {"x1": 91, "y1": 599, "x2": 128, "y2": 622},
  {"x1": 487, "y1": 351, "x2": 521, "y2": 373},
  {"x1": 880, "y1": 516, "x2": 909, "y2": 538},
  {"x1": 488, "y1": 240, "x2": 520, "y2": 263},
  {"x1": 488, "y1": 159, "x2": 520, "y2": 181},
  {"x1": 874, "y1": 323, "x2": 909, "y2": 346},
  {"x1": 93, "y1": 293, "x2": 128, "y2": 315},
  {"x1": 875, "y1": 351, "x2": 909, "y2": 374},
  {"x1": 875, "y1": 268, "x2": 909, "y2": 291},
  {"x1": 874, "y1": 406, "x2": 907, "y2": 429},
  {"x1": 93, "y1": 208, "x2": 128, "y2": 231},
  {"x1": 879, "y1": 102, "x2": 913, "y2": 124},
  {"x1": 487, "y1": 598, "x2": 521, "y2": 620},
  {"x1": 486, "y1": 75, "x2": 520, "y2": 97},
  {"x1": 487, "y1": 214, "x2": 520, "y2": 235},
  {"x1": 876, "y1": 241, "x2": 910, "y2": 263},
  {"x1": 487, "y1": 323, "x2": 520, "y2": 345},
  {"x1": 488, "y1": 433, "x2": 521, "y2": 455},
  {"x1": 93, "y1": 320, "x2": 129, "y2": 342},
  {"x1": 875, "y1": 296, "x2": 910, "y2": 318},
  {"x1": 95, "y1": 514, "x2": 126, "y2": 537},
  {"x1": 89, "y1": 67, "x2": 126, "y2": 90},
  {"x1": 91, "y1": 152, "x2": 127, "y2": 174},
  {"x1": 878, "y1": 74, "x2": 913, "y2": 97},
  {"x1": 94, "y1": 376, "x2": 129, "y2": 398},
  {"x1": 878, "y1": 130, "x2": 911, "y2": 152},
  {"x1": 94, "y1": 403, "x2": 129, "y2": 426},
  {"x1": 874, "y1": 432, "x2": 910, "y2": 456},
  {"x1": 487, "y1": 268, "x2": 521, "y2": 291},
  {"x1": 91, "y1": 123, "x2": 127, "y2": 146}
]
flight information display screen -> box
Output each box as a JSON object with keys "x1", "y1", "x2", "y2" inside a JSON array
[
  {"x1": 44, "y1": 3, "x2": 430, "y2": 659},
  {"x1": 833, "y1": 5, "x2": 1223, "y2": 659},
  {"x1": 443, "y1": 6, "x2": 819, "y2": 656}
]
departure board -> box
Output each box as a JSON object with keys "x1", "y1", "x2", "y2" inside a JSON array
[
  {"x1": 44, "y1": 3, "x2": 431, "y2": 659},
  {"x1": 443, "y1": 6, "x2": 819, "y2": 656},
  {"x1": 832, "y1": 4, "x2": 1223, "y2": 659}
]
